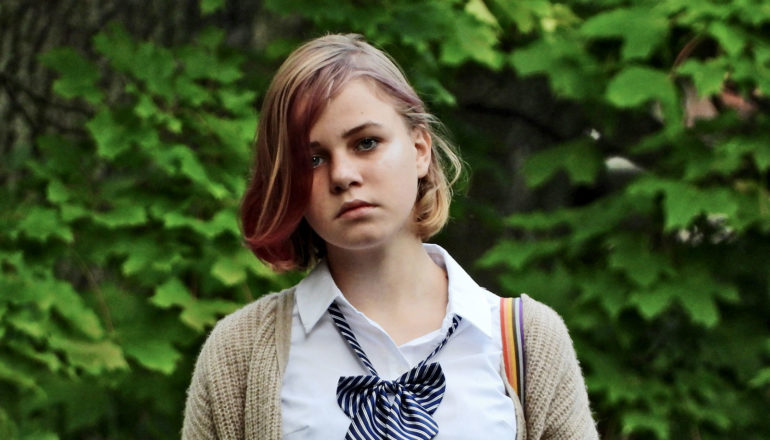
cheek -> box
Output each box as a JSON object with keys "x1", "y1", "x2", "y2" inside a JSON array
[{"x1": 384, "y1": 165, "x2": 420, "y2": 206}]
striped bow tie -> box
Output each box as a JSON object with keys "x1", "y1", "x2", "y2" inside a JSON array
[{"x1": 328, "y1": 302, "x2": 462, "y2": 440}]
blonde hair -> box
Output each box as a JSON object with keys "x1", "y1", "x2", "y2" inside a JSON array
[{"x1": 241, "y1": 34, "x2": 462, "y2": 271}]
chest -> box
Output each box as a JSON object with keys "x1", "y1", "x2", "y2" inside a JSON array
[{"x1": 280, "y1": 310, "x2": 517, "y2": 439}]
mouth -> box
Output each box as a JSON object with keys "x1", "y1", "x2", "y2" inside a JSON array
[{"x1": 336, "y1": 200, "x2": 376, "y2": 218}]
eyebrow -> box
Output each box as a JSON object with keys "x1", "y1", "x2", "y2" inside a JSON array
[
  {"x1": 310, "y1": 121, "x2": 383, "y2": 149},
  {"x1": 341, "y1": 121, "x2": 382, "y2": 139}
]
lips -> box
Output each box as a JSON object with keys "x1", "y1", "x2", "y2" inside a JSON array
[{"x1": 336, "y1": 200, "x2": 376, "y2": 218}]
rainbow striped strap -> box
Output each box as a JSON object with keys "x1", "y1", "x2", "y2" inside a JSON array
[{"x1": 500, "y1": 296, "x2": 525, "y2": 408}]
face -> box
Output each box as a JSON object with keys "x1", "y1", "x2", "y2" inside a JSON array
[{"x1": 304, "y1": 78, "x2": 432, "y2": 255}]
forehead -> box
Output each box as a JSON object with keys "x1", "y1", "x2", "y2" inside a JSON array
[{"x1": 308, "y1": 78, "x2": 404, "y2": 139}]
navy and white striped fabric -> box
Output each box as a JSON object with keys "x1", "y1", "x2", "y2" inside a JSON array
[{"x1": 328, "y1": 302, "x2": 462, "y2": 440}]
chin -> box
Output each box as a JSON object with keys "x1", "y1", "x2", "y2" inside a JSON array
[
  {"x1": 328, "y1": 237, "x2": 386, "y2": 252},
  {"x1": 324, "y1": 230, "x2": 395, "y2": 253},
  {"x1": 319, "y1": 222, "x2": 418, "y2": 255}
]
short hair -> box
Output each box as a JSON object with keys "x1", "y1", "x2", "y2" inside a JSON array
[{"x1": 240, "y1": 34, "x2": 462, "y2": 271}]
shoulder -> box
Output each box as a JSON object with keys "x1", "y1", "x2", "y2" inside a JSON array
[
  {"x1": 216, "y1": 288, "x2": 293, "y2": 330},
  {"x1": 519, "y1": 293, "x2": 573, "y2": 351},
  {"x1": 491, "y1": 292, "x2": 576, "y2": 365},
  {"x1": 198, "y1": 288, "x2": 295, "y2": 363},
  {"x1": 518, "y1": 294, "x2": 583, "y2": 387},
  {"x1": 184, "y1": 288, "x2": 296, "y2": 439}
]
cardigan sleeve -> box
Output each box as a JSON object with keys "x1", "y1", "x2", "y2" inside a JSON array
[
  {"x1": 182, "y1": 339, "x2": 217, "y2": 440},
  {"x1": 181, "y1": 290, "x2": 293, "y2": 440},
  {"x1": 521, "y1": 294, "x2": 599, "y2": 440},
  {"x1": 181, "y1": 296, "x2": 271, "y2": 440}
]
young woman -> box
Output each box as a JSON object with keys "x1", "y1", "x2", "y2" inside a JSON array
[{"x1": 182, "y1": 34, "x2": 598, "y2": 440}]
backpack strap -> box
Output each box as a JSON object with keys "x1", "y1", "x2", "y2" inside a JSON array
[{"x1": 500, "y1": 296, "x2": 525, "y2": 408}]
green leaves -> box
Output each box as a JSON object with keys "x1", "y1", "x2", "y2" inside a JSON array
[
  {"x1": 151, "y1": 277, "x2": 240, "y2": 332},
  {"x1": 478, "y1": 239, "x2": 563, "y2": 270},
  {"x1": 628, "y1": 178, "x2": 739, "y2": 231},
  {"x1": 632, "y1": 267, "x2": 739, "y2": 327},
  {"x1": 606, "y1": 66, "x2": 673, "y2": 107},
  {"x1": 488, "y1": 0, "x2": 542, "y2": 33},
  {"x1": 200, "y1": 0, "x2": 225, "y2": 15},
  {"x1": 93, "y1": 204, "x2": 148, "y2": 228},
  {"x1": 48, "y1": 337, "x2": 128, "y2": 374},
  {"x1": 607, "y1": 234, "x2": 671, "y2": 288},
  {"x1": 510, "y1": 34, "x2": 600, "y2": 98},
  {"x1": 121, "y1": 338, "x2": 181, "y2": 375},
  {"x1": 86, "y1": 109, "x2": 140, "y2": 160},
  {"x1": 39, "y1": 48, "x2": 103, "y2": 104},
  {"x1": 440, "y1": 13, "x2": 503, "y2": 69},
  {"x1": 606, "y1": 66, "x2": 681, "y2": 127},
  {"x1": 678, "y1": 58, "x2": 727, "y2": 97},
  {"x1": 179, "y1": 47, "x2": 242, "y2": 84},
  {"x1": 151, "y1": 278, "x2": 193, "y2": 309},
  {"x1": 581, "y1": 7, "x2": 668, "y2": 60},
  {"x1": 13, "y1": 206, "x2": 73, "y2": 243},
  {"x1": 210, "y1": 248, "x2": 273, "y2": 287},
  {"x1": 708, "y1": 22, "x2": 748, "y2": 57},
  {"x1": 482, "y1": 2, "x2": 769, "y2": 434},
  {"x1": 523, "y1": 140, "x2": 603, "y2": 187},
  {"x1": 8, "y1": 17, "x2": 288, "y2": 439}
]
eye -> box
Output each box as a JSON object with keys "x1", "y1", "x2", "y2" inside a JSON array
[
  {"x1": 311, "y1": 155, "x2": 325, "y2": 168},
  {"x1": 356, "y1": 137, "x2": 379, "y2": 152}
]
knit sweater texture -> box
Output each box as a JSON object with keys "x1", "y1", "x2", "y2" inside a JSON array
[{"x1": 182, "y1": 289, "x2": 599, "y2": 440}]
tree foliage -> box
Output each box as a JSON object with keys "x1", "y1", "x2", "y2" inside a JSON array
[
  {"x1": 2, "y1": 12, "x2": 289, "y2": 439},
  {"x1": 476, "y1": 1, "x2": 770, "y2": 438},
  {"x1": 1, "y1": 0, "x2": 768, "y2": 438}
]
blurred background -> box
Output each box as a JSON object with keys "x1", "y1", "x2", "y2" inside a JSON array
[{"x1": 1, "y1": 0, "x2": 769, "y2": 438}]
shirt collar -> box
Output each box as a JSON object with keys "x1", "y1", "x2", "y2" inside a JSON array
[
  {"x1": 424, "y1": 244, "x2": 493, "y2": 338},
  {"x1": 295, "y1": 259, "x2": 342, "y2": 333},
  {"x1": 294, "y1": 244, "x2": 493, "y2": 338}
]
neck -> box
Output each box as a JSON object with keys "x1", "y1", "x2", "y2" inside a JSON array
[{"x1": 325, "y1": 239, "x2": 449, "y2": 344}]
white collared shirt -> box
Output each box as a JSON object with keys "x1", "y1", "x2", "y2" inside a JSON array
[{"x1": 280, "y1": 244, "x2": 516, "y2": 439}]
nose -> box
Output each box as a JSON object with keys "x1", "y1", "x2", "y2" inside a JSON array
[{"x1": 329, "y1": 154, "x2": 361, "y2": 193}]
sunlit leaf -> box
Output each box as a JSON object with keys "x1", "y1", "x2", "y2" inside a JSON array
[
  {"x1": 708, "y1": 22, "x2": 747, "y2": 56},
  {"x1": 629, "y1": 287, "x2": 673, "y2": 320},
  {"x1": 678, "y1": 58, "x2": 727, "y2": 98},
  {"x1": 211, "y1": 256, "x2": 247, "y2": 286},
  {"x1": 440, "y1": 14, "x2": 502, "y2": 69},
  {"x1": 93, "y1": 205, "x2": 148, "y2": 228},
  {"x1": 510, "y1": 34, "x2": 600, "y2": 98},
  {"x1": 122, "y1": 339, "x2": 181, "y2": 375},
  {"x1": 180, "y1": 299, "x2": 240, "y2": 332},
  {"x1": 0, "y1": 356, "x2": 39, "y2": 390},
  {"x1": 48, "y1": 336, "x2": 128, "y2": 374},
  {"x1": 39, "y1": 47, "x2": 103, "y2": 104},
  {"x1": 750, "y1": 368, "x2": 770, "y2": 388},
  {"x1": 15, "y1": 206, "x2": 73, "y2": 243},
  {"x1": 49, "y1": 280, "x2": 105, "y2": 339},
  {"x1": 478, "y1": 239, "x2": 563, "y2": 270},
  {"x1": 45, "y1": 180, "x2": 70, "y2": 204},
  {"x1": 627, "y1": 177, "x2": 739, "y2": 230},
  {"x1": 151, "y1": 278, "x2": 193, "y2": 309},
  {"x1": 466, "y1": 0, "x2": 500, "y2": 29},
  {"x1": 606, "y1": 67, "x2": 678, "y2": 123},
  {"x1": 200, "y1": 0, "x2": 224, "y2": 14},
  {"x1": 523, "y1": 140, "x2": 602, "y2": 187},
  {"x1": 607, "y1": 234, "x2": 672, "y2": 287},
  {"x1": 86, "y1": 110, "x2": 132, "y2": 160},
  {"x1": 581, "y1": 7, "x2": 668, "y2": 60}
]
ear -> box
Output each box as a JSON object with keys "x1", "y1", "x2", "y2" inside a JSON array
[{"x1": 412, "y1": 127, "x2": 432, "y2": 179}]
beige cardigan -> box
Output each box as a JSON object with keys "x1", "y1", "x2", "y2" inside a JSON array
[{"x1": 182, "y1": 290, "x2": 599, "y2": 439}]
